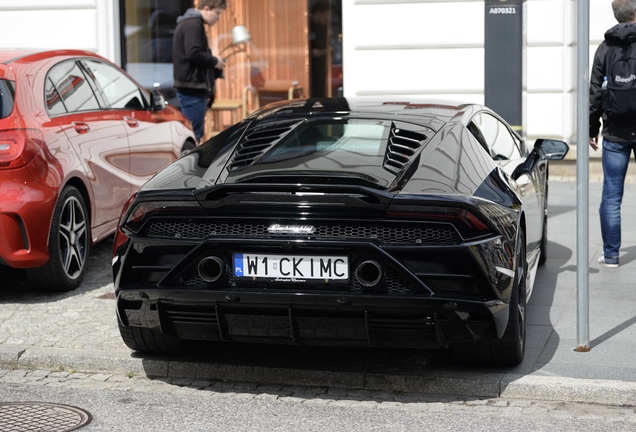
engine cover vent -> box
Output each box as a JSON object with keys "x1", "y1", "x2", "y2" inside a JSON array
[
  {"x1": 383, "y1": 124, "x2": 427, "y2": 173},
  {"x1": 228, "y1": 119, "x2": 302, "y2": 171}
]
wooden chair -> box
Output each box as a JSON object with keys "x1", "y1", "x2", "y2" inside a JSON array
[
  {"x1": 207, "y1": 99, "x2": 243, "y2": 135},
  {"x1": 243, "y1": 67, "x2": 304, "y2": 115}
]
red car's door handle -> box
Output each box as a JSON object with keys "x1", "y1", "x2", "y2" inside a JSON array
[
  {"x1": 72, "y1": 122, "x2": 90, "y2": 134},
  {"x1": 124, "y1": 116, "x2": 139, "y2": 128}
]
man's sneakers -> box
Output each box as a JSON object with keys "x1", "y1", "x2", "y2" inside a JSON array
[{"x1": 599, "y1": 254, "x2": 619, "y2": 268}]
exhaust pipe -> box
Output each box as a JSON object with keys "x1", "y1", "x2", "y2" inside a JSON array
[
  {"x1": 355, "y1": 260, "x2": 383, "y2": 287},
  {"x1": 198, "y1": 256, "x2": 225, "y2": 283}
]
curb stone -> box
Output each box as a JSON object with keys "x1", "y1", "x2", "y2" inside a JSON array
[{"x1": 3, "y1": 345, "x2": 636, "y2": 406}]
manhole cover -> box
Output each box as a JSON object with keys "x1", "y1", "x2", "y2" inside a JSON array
[{"x1": 0, "y1": 402, "x2": 92, "y2": 431}]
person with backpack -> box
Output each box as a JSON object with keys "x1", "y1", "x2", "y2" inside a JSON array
[
  {"x1": 173, "y1": 0, "x2": 227, "y2": 143},
  {"x1": 589, "y1": 0, "x2": 636, "y2": 268}
]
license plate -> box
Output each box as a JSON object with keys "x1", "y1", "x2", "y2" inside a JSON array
[{"x1": 233, "y1": 253, "x2": 349, "y2": 282}]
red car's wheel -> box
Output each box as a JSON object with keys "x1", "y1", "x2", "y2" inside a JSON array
[{"x1": 26, "y1": 186, "x2": 90, "y2": 292}]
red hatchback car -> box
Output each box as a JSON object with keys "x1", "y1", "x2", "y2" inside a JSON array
[{"x1": 0, "y1": 49, "x2": 197, "y2": 292}]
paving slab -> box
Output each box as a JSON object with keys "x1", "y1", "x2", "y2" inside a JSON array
[{"x1": 2, "y1": 180, "x2": 636, "y2": 405}]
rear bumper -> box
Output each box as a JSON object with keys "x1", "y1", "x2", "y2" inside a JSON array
[
  {"x1": 0, "y1": 169, "x2": 56, "y2": 268},
  {"x1": 116, "y1": 288, "x2": 507, "y2": 349}
]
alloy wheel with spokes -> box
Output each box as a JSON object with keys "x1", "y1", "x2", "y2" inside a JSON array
[
  {"x1": 26, "y1": 186, "x2": 90, "y2": 292},
  {"x1": 57, "y1": 195, "x2": 88, "y2": 279}
]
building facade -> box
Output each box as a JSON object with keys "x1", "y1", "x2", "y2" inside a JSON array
[{"x1": 0, "y1": 0, "x2": 617, "y2": 144}]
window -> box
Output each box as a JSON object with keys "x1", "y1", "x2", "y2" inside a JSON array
[
  {"x1": 44, "y1": 78, "x2": 66, "y2": 115},
  {"x1": 81, "y1": 60, "x2": 146, "y2": 109},
  {"x1": 264, "y1": 120, "x2": 388, "y2": 162},
  {"x1": 469, "y1": 113, "x2": 522, "y2": 160},
  {"x1": 120, "y1": 0, "x2": 343, "y2": 117},
  {"x1": 0, "y1": 79, "x2": 15, "y2": 119},
  {"x1": 47, "y1": 61, "x2": 100, "y2": 113}
]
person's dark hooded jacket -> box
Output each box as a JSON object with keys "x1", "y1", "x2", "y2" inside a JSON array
[
  {"x1": 590, "y1": 23, "x2": 636, "y2": 142},
  {"x1": 172, "y1": 8, "x2": 220, "y2": 99}
]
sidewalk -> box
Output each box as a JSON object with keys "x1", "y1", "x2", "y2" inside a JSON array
[{"x1": 1, "y1": 180, "x2": 636, "y2": 406}]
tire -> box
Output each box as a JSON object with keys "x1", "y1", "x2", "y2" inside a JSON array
[
  {"x1": 26, "y1": 186, "x2": 90, "y2": 292},
  {"x1": 538, "y1": 208, "x2": 548, "y2": 266},
  {"x1": 118, "y1": 319, "x2": 187, "y2": 354},
  {"x1": 180, "y1": 140, "x2": 196, "y2": 157},
  {"x1": 539, "y1": 182, "x2": 549, "y2": 266},
  {"x1": 493, "y1": 231, "x2": 527, "y2": 366},
  {"x1": 451, "y1": 231, "x2": 527, "y2": 366}
]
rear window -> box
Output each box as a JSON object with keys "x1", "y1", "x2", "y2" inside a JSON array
[
  {"x1": 0, "y1": 79, "x2": 15, "y2": 119},
  {"x1": 263, "y1": 120, "x2": 390, "y2": 162}
]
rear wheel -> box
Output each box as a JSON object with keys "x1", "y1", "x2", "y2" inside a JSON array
[
  {"x1": 451, "y1": 230, "x2": 527, "y2": 366},
  {"x1": 538, "y1": 180, "x2": 549, "y2": 265},
  {"x1": 26, "y1": 186, "x2": 90, "y2": 292},
  {"x1": 539, "y1": 208, "x2": 548, "y2": 265},
  {"x1": 118, "y1": 319, "x2": 187, "y2": 354},
  {"x1": 494, "y1": 232, "x2": 527, "y2": 365}
]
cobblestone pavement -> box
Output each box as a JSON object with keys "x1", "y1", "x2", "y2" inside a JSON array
[
  {"x1": 3, "y1": 181, "x2": 636, "y2": 409},
  {"x1": 1, "y1": 368, "x2": 636, "y2": 426},
  {"x1": 0, "y1": 238, "x2": 123, "y2": 352}
]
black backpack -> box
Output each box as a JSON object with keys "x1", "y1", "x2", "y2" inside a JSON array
[{"x1": 602, "y1": 42, "x2": 636, "y2": 122}]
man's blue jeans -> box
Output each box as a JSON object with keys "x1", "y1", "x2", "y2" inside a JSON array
[
  {"x1": 177, "y1": 92, "x2": 208, "y2": 142},
  {"x1": 599, "y1": 139, "x2": 636, "y2": 262}
]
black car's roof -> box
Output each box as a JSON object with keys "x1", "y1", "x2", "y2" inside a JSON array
[
  {"x1": 139, "y1": 97, "x2": 499, "y2": 195},
  {"x1": 249, "y1": 97, "x2": 477, "y2": 131}
]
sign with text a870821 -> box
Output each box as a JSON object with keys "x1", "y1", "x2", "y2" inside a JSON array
[
  {"x1": 489, "y1": 6, "x2": 516, "y2": 15},
  {"x1": 486, "y1": 0, "x2": 524, "y2": 15}
]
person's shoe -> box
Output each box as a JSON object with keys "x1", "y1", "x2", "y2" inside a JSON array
[{"x1": 599, "y1": 254, "x2": 619, "y2": 268}]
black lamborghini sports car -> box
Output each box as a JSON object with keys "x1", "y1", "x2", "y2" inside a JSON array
[{"x1": 112, "y1": 97, "x2": 568, "y2": 366}]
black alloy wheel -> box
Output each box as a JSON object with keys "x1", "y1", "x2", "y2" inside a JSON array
[{"x1": 26, "y1": 186, "x2": 90, "y2": 292}]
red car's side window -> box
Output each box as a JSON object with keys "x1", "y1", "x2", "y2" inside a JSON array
[
  {"x1": 44, "y1": 77, "x2": 66, "y2": 115},
  {"x1": 47, "y1": 61, "x2": 100, "y2": 114},
  {"x1": 80, "y1": 60, "x2": 146, "y2": 110}
]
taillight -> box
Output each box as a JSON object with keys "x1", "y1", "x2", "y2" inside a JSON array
[
  {"x1": 386, "y1": 206, "x2": 491, "y2": 239},
  {"x1": 118, "y1": 193, "x2": 138, "y2": 227},
  {"x1": 0, "y1": 129, "x2": 44, "y2": 169},
  {"x1": 122, "y1": 199, "x2": 204, "y2": 233},
  {"x1": 112, "y1": 193, "x2": 137, "y2": 260},
  {"x1": 112, "y1": 227, "x2": 130, "y2": 260}
]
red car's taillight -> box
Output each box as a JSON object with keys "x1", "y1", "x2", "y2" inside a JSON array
[{"x1": 0, "y1": 129, "x2": 44, "y2": 169}]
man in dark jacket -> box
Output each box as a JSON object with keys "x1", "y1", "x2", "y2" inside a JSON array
[
  {"x1": 589, "y1": 0, "x2": 636, "y2": 268},
  {"x1": 173, "y1": 0, "x2": 227, "y2": 142}
]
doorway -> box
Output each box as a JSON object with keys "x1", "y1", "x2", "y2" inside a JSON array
[{"x1": 308, "y1": 0, "x2": 343, "y2": 97}]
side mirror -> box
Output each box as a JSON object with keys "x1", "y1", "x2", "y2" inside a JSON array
[
  {"x1": 511, "y1": 138, "x2": 569, "y2": 180},
  {"x1": 151, "y1": 90, "x2": 167, "y2": 111},
  {"x1": 534, "y1": 138, "x2": 569, "y2": 160}
]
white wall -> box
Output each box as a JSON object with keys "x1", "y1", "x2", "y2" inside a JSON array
[
  {"x1": 0, "y1": 0, "x2": 620, "y2": 144},
  {"x1": 0, "y1": 0, "x2": 120, "y2": 65},
  {"x1": 343, "y1": 0, "x2": 617, "y2": 144},
  {"x1": 343, "y1": 0, "x2": 485, "y2": 104}
]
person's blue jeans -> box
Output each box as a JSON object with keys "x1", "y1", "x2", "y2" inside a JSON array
[
  {"x1": 177, "y1": 92, "x2": 208, "y2": 142},
  {"x1": 599, "y1": 139, "x2": 636, "y2": 262}
]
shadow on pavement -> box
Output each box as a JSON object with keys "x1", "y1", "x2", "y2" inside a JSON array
[
  {"x1": 0, "y1": 237, "x2": 115, "y2": 303},
  {"x1": 0, "y1": 220, "x2": 589, "y2": 398}
]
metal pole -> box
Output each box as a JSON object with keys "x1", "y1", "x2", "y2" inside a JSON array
[{"x1": 576, "y1": 0, "x2": 590, "y2": 352}]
